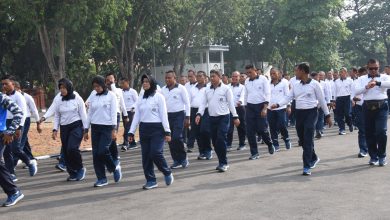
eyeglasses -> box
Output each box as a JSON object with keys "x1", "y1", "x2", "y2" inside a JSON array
[{"x1": 369, "y1": 67, "x2": 379, "y2": 71}]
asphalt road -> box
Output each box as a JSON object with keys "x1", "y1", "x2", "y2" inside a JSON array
[{"x1": 1, "y1": 122, "x2": 390, "y2": 220}]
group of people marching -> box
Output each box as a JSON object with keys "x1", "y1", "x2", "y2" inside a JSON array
[{"x1": 1, "y1": 59, "x2": 389, "y2": 207}]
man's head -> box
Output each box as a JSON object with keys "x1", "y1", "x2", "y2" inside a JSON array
[
  {"x1": 384, "y1": 65, "x2": 390, "y2": 75},
  {"x1": 319, "y1": 71, "x2": 326, "y2": 81},
  {"x1": 367, "y1": 59, "x2": 380, "y2": 77},
  {"x1": 179, "y1": 75, "x2": 188, "y2": 85},
  {"x1": 295, "y1": 62, "x2": 310, "y2": 80},
  {"x1": 231, "y1": 71, "x2": 240, "y2": 84},
  {"x1": 270, "y1": 68, "x2": 280, "y2": 82},
  {"x1": 1, "y1": 74, "x2": 16, "y2": 93},
  {"x1": 105, "y1": 72, "x2": 116, "y2": 86},
  {"x1": 310, "y1": 71, "x2": 319, "y2": 81},
  {"x1": 165, "y1": 70, "x2": 177, "y2": 87},
  {"x1": 187, "y1": 70, "x2": 196, "y2": 83},
  {"x1": 350, "y1": 67, "x2": 358, "y2": 79},
  {"x1": 222, "y1": 74, "x2": 229, "y2": 85},
  {"x1": 245, "y1": 64, "x2": 258, "y2": 80},
  {"x1": 120, "y1": 78, "x2": 130, "y2": 89},
  {"x1": 333, "y1": 70, "x2": 339, "y2": 80},
  {"x1": 326, "y1": 71, "x2": 333, "y2": 80},
  {"x1": 240, "y1": 72, "x2": 247, "y2": 84},
  {"x1": 339, "y1": 67, "x2": 348, "y2": 79},
  {"x1": 358, "y1": 67, "x2": 367, "y2": 76},
  {"x1": 196, "y1": 71, "x2": 206, "y2": 85},
  {"x1": 209, "y1": 70, "x2": 222, "y2": 86}
]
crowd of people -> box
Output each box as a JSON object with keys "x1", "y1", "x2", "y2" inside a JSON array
[{"x1": 0, "y1": 59, "x2": 389, "y2": 207}]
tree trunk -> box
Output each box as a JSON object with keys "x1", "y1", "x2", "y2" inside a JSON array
[{"x1": 384, "y1": 37, "x2": 390, "y2": 65}]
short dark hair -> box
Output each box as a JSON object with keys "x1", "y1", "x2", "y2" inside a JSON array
[
  {"x1": 1, "y1": 74, "x2": 16, "y2": 81},
  {"x1": 297, "y1": 62, "x2": 310, "y2": 74},
  {"x1": 165, "y1": 70, "x2": 176, "y2": 78},
  {"x1": 187, "y1": 70, "x2": 195, "y2": 75},
  {"x1": 210, "y1": 69, "x2": 221, "y2": 77},
  {"x1": 197, "y1": 71, "x2": 206, "y2": 77},
  {"x1": 310, "y1": 71, "x2": 318, "y2": 77},
  {"x1": 358, "y1": 67, "x2": 367, "y2": 74},
  {"x1": 367, "y1": 59, "x2": 379, "y2": 65},
  {"x1": 384, "y1": 65, "x2": 390, "y2": 68},
  {"x1": 270, "y1": 67, "x2": 280, "y2": 74},
  {"x1": 120, "y1": 78, "x2": 130, "y2": 82},
  {"x1": 351, "y1": 67, "x2": 358, "y2": 72},
  {"x1": 245, "y1": 64, "x2": 256, "y2": 70},
  {"x1": 105, "y1": 71, "x2": 116, "y2": 80}
]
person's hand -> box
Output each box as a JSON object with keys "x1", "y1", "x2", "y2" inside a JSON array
[
  {"x1": 233, "y1": 118, "x2": 240, "y2": 127},
  {"x1": 195, "y1": 115, "x2": 201, "y2": 125},
  {"x1": 286, "y1": 107, "x2": 292, "y2": 116},
  {"x1": 326, "y1": 116, "x2": 333, "y2": 128},
  {"x1": 366, "y1": 80, "x2": 376, "y2": 89},
  {"x1": 15, "y1": 129, "x2": 21, "y2": 139},
  {"x1": 237, "y1": 101, "x2": 241, "y2": 107},
  {"x1": 83, "y1": 132, "x2": 89, "y2": 141},
  {"x1": 352, "y1": 101, "x2": 356, "y2": 107},
  {"x1": 124, "y1": 117, "x2": 129, "y2": 124},
  {"x1": 37, "y1": 123, "x2": 42, "y2": 133},
  {"x1": 128, "y1": 135, "x2": 134, "y2": 143},
  {"x1": 165, "y1": 135, "x2": 171, "y2": 142},
  {"x1": 184, "y1": 118, "x2": 190, "y2": 128},
  {"x1": 52, "y1": 131, "x2": 57, "y2": 140},
  {"x1": 3, "y1": 134, "x2": 13, "y2": 144},
  {"x1": 260, "y1": 109, "x2": 267, "y2": 118},
  {"x1": 111, "y1": 130, "x2": 117, "y2": 141},
  {"x1": 39, "y1": 117, "x2": 46, "y2": 124},
  {"x1": 270, "y1": 104, "x2": 278, "y2": 109}
]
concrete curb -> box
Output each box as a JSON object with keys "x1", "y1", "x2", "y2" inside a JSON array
[{"x1": 35, "y1": 148, "x2": 93, "y2": 160}]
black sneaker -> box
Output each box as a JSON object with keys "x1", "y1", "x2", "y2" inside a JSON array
[
  {"x1": 249, "y1": 154, "x2": 260, "y2": 160},
  {"x1": 216, "y1": 164, "x2": 229, "y2": 172},
  {"x1": 358, "y1": 152, "x2": 368, "y2": 158},
  {"x1": 349, "y1": 125, "x2": 354, "y2": 132},
  {"x1": 121, "y1": 145, "x2": 128, "y2": 152},
  {"x1": 237, "y1": 145, "x2": 247, "y2": 151},
  {"x1": 268, "y1": 145, "x2": 275, "y2": 154},
  {"x1": 197, "y1": 154, "x2": 207, "y2": 160},
  {"x1": 315, "y1": 132, "x2": 322, "y2": 139}
]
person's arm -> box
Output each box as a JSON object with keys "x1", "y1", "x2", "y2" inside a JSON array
[
  {"x1": 263, "y1": 77, "x2": 271, "y2": 105},
  {"x1": 238, "y1": 86, "x2": 245, "y2": 106},
  {"x1": 26, "y1": 95, "x2": 40, "y2": 121},
  {"x1": 315, "y1": 83, "x2": 330, "y2": 116},
  {"x1": 277, "y1": 87, "x2": 294, "y2": 107},
  {"x1": 118, "y1": 92, "x2": 128, "y2": 117},
  {"x1": 110, "y1": 92, "x2": 118, "y2": 129},
  {"x1": 77, "y1": 96, "x2": 88, "y2": 130},
  {"x1": 1, "y1": 94, "x2": 23, "y2": 135},
  {"x1": 353, "y1": 77, "x2": 367, "y2": 96},
  {"x1": 226, "y1": 88, "x2": 238, "y2": 118},
  {"x1": 129, "y1": 100, "x2": 140, "y2": 135},
  {"x1": 158, "y1": 94, "x2": 171, "y2": 135},
  {"x1": 377, "y1": 75, "x2": 390, "y2": 88},
  {"x1": 131, "y1": 89, "x2": 138, "y2": 110},
  {"x1": 196, "y1": 89, "x2": 207, "y2": 116},
  {"x1": 53, "y1": 100, "x2": 60, "y2": 131},
  {"x1": 181, "y1": 86, "x2": 191, "y2": 117}
]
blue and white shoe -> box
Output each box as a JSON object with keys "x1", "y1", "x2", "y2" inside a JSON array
[
  {"x1": 379, "y1": 157, "x2": 387, "y2": 166},
  {"x1": 10, "y1": 174, "x2": 18, "y2": 182},
  {"x1": 113, "y1": 165, "x2": 122, "y2": 183},
  {"x1": 249, "y1": 154, "x2": 260, "y2": 160},
  {"x1": 28, "y1": 160, "x2": 38, "y2": 176},
  {"x1": 310, "y1": 158, "x2": 320, "y2": 169},
  {"x1": 302, "y1": 168, "x2": 311, "y2": 176},
  {"x1": 67, "y1": 172, "x2": 77, "y2": 181},
  {"x1": 170, "y1": 161, "x2": 182, "y2": 169},
  {"x1": 285, "y1": 141, "x2": 292, "y2": 150},
  {"x1": 181, "y1": 159, "x2": 189, "y2": 168},
  {"x1": 369, "y1": 158, "x2": 379, "y2": 166},
  {"x1": 94, "y1": 178, "x2": 108, "y2": 187},
  {"x1": 143, "y1": 181, "x2": 158, "y2": 190},
  {"x1": 76, "y1": 168, "x2": 86, "y2": 181},
  {"x1": 164, "y1": 173, "x2": 174, "y2": 186},
  {"x1": 2, "y1": 191, "x2": 24, "y2": 207},
  {"x1": 55, "y1": 163, "x2": 67, "y2": 172},
  {"x1": 216, "y1": 164, "x2": 229, "y2": 172}
]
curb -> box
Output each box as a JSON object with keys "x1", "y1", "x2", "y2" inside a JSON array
[{"x1": 35, "y1": 148, "x2": 93, "y2": 160}]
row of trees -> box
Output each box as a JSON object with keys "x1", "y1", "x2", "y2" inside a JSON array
[{"x1": 0, "y1": 0, "x2": 388, "y2": 98}]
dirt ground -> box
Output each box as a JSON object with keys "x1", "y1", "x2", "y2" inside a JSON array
[{"x1": 28, "y1": 122, "x2": 128, "y2": 156}]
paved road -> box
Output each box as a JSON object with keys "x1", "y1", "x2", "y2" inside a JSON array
[{"x1": 1, "y1": 123, "x2": 390, "y2": 220}]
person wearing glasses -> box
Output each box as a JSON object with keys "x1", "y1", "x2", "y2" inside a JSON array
[{"x1": 353, "y1": 59, "x2": 390, "y2": 166}]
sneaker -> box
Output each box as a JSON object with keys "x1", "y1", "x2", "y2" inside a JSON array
[
  {"x1": 170, "y1": 161, "x2": 182, "y2": 169},
  {"x1": 205, "y1": 152, "x2": 213, "y2": 160},
  {"x1": 2, "y1": 191, "x2": 24, "y2": 207},
  {"x1": 237, "y1": 145, "x2": 247, "y2": 151},
  {"x1": 369, "y1": 158, "x2": 379, "y2": 166},
  {"x1": 379, "y1": 157, "x2": 387, "y2": 166},
  {"x1": 67, "y1": 173, "x2": 77, "y2": 181},
  {"x1": 164, "y1": 173, "x2": 174, "y2": 186},
  {"x1": 55, "y1": 163, "x2": 67, "y2": 172},
  {"x1": 197, "y1": 154, "x2": 207, "y2": 160},
  {"x1": 349, "y1": 125, "x2": 354, "y2": 132},
  {"x1": 257, "y1": 136, "x2": 262, "y2": 143},
  {"x1": 285, "y1": 141, "x2": 292, "y2": 150},
  {"x1": 76, "y1": 168, "x2": 86, "y2": 181},
  {"x1": 227, "y1": 146, "x2": 233, "y2": 152},
  {"x1": 268, "y1": 145, "x2": 275, "y2": 155},
  {"x1": 315, "y1": 132, "x2": 322, "y2": 139},
  {"x1": 10, "y1": 174, "x2": 18, "y2": 182},
  {"x1": 339, "y1": 131, "x2": 346, "y2": 135},
  {"x1": 113, "y1": 165, "x2": 122, "y2": 182},
  {"x1": 181, "y1": 160, "x2": 189, "y2": 168},
  {"x1": 28, "y1": 160, "x2": 38, "y2": 176},
  {"x1": 216, "y1": 164, "x2": 229, "y2": 172},
  {"x1": 121, "y1": 145, "x2": 128, "y2": 152},
  {"x1": 310, "y1": 158, "x2": 320, "y2": 169},
  {"x1": 249, "y1": 154, "x2": 260, "y2": 160},
  {"x1": 358, "y1": 152, "x2": 368, "y2": 158},
  {"x1": 143, "y1": 181, "x2": 158, "y2": 190},
  {"x1": 94, "y1": 178, "x2": 108, "y2": 187},
  {"x1": 274, "y1": 146, "x2": 280, "y2": 152},
  {"x1": 302, "y1": 168, "x2": 311, "y2": 176}
]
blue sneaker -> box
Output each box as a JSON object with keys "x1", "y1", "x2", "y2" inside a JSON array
[
  {"x1": 164, "y1": 173, "x2": 174, "y2": 186},
  {"x1": 113, "y1": 165, "x2": 122, "y2": 183},
  {"x1": 181, "y1": 159, "x2": 189, "y2": 168},
  {"x1": 55, "y1": 163, "x2": 67, "y2": 172},
  {"x1": 76, "y1": 168, "x2": 86, "y2": 181},
  {"x1": 170, "y1": 161, "x2": 182, "y2": 169},
  {"x1": 143, "y1": 181, "x2": 158, "y2": 190},
  {"x1": 249, "y1": 154, "x2": 260, "y2": 160},
  {"x1": 369, "y1": 158, "x2": 379, "y2": 166},
  {"x1": 2, "y1": 191, "x2": 24, "y2": 207},
  {"x1": 285, "y1": 141, "x2": 292, "y2": 150},
  {"x1": 67, "y1": 172, "x2": 78, "y2": 181},
  {"x1": 379, "y1": 157, "x2": 387, "y2": 166},
  {"x1": 10, "y1": 174, "x2": 18, "y2": 182},
  {"x1": 216, "y1": 164, "x2": 229, "y2": 172},
  {"x1": 310, "y1": 158, "x2": 320, "y2": 169},
  {"x1": 302, "y1": 168, "x2": 311, "y2": 176},
  {"x1": 274, "y1": 145, "x2": 280, "y2": 152},
  {"x1": 205, "y1": 152, "x2": 213, "y2": 160},
  {"x1": 94, "y1": 178, "x2": 108, "y2": 187},
  {"x1": 237, "y1": 145, "x2": 246, "y2": 151},
  {"x1": 28, "y1": 160, "x2": 38, "y2": 176}
]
